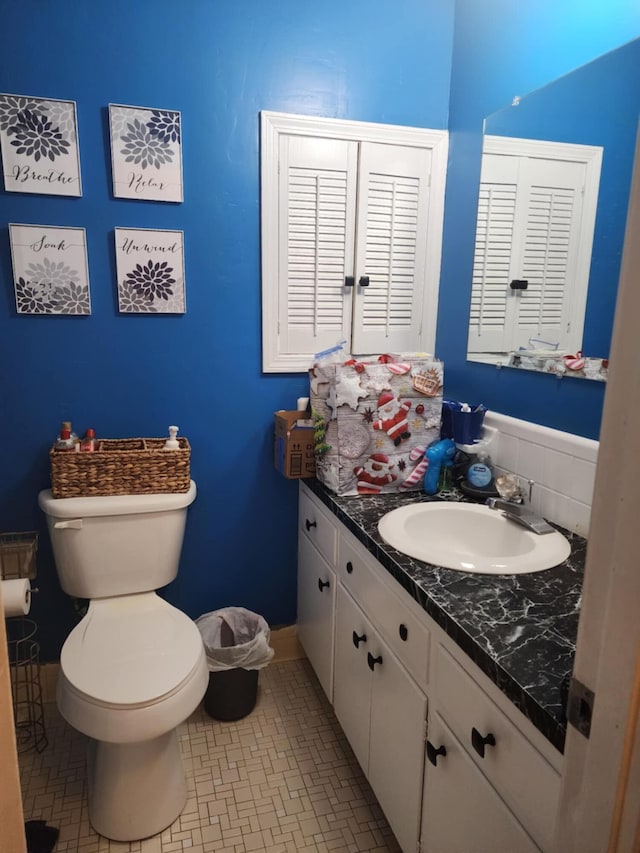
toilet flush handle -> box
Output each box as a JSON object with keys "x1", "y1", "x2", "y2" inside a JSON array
[{"x1": 54, "y1": 519, "x2": 83, "y2": 529}]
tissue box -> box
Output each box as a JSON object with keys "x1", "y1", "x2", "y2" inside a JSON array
[
  {"x1": 310, "y1": 356, "x2": 444, "y2": 495},
  {"x1": 274, "y1": 411, "x2": 316, "y2": 479}
]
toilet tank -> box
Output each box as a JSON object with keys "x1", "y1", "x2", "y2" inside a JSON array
[{"x1": 38, "y1": 482, "x2": 197, "y2": 599}]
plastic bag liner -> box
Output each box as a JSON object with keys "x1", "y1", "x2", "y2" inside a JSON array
[{"x1": 195, "y1": 607, "x2": 274, "y2": 672}]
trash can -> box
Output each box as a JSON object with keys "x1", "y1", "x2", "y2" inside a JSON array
[{"x1": 195, "y1": 607, "x2": 274, "y2": 721}]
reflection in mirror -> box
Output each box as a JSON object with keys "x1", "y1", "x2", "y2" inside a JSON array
[{"x1": 466, "y1": 37, "x2": 639, "y2": 382}]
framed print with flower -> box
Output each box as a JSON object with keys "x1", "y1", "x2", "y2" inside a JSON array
[
  {"x1": 0, "y1": 94, "x2": 82, "y2": 196},
  {"x1": 9, "y1": 224, "x2": 91, "y2": 315},
  {"x1": 109, "y1": 104, "x2": 183, "y2": 202},
  {"x1": 115, "y1": 228, "x2": 185, "y2": 313}
]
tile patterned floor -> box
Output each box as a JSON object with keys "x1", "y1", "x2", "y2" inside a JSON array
[{"x1": 19, "y1": 659, "x2": 401, "y2": 852}]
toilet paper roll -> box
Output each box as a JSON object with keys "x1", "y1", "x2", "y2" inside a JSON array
[{"x1": 1, "y1": 578, "x2": 31, "y2": 618}]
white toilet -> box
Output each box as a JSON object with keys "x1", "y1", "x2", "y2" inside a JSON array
[{"x1": 38, "y1": 481, "x2": 209, "y2": 842}]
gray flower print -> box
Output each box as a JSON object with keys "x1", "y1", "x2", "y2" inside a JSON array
[
  {"x1": 109, "y1": 106, "x2": 130, "y2": 139},
  {"x1": 39, "y1": 100, "x2": 76, "y2": 142},
  {"x1": 54, "y1": 280, "x2": 91, "y2": 314},
  {"x1": 0, "y1": 95, "x2": 45, "y2": 132},
  {"x1": 15, "y1": 277, "x2": 56, "y2": 314},
  {"x1": 125, "y1": 260, "x2": 175, "y2": 302},
  {"x1": 9, "y1": 109, "x2": 70, "y2": 162},
  {"x1": 147, "y1": 110, "x2": 181, "y2": 144},
  {"x1": 119, "y1": 280, "x2": 158, "y2": 313},
  {"x1": 26, "y1": 259, "x2": 80, "y2": 291},
  {"x1": 119, "y1": 118, "x2": 174, "y2": 169}
]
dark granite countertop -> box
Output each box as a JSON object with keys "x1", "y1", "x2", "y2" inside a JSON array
[{"x1": 304, "y1": 478, "x2": 586, "y2": 753}]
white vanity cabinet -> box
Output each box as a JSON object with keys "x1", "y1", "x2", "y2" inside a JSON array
[
  {"x1": 296, "y1": 487, "x2": 337, "y2": 701},
  {"x1": 423, "y1": 641, "x2": 561, "y2": 853},
  {"x1": 333, "y1": 584, "x2": 428, "y2": 853},
  {"x1": 296, "y1": 482, "x2": 562, "y2": 853},
  {"x1": 421, "y1": 710, "x2": 539, "y2": 853}
]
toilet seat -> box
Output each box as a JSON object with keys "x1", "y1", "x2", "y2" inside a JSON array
[{"x1": 61, "y1": 592, "x2": 205, "y2": 708}]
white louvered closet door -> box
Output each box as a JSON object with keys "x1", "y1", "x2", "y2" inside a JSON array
[
  {"x1": 278, "y1": 135, "x2": 358, "y2": 358},
  {"x1": 513, "y1": 157, "x2": 587, "y2": 352},
  {"x1": 351, "y1": 142, "x2": 432, "y2": 355},
  {"x1": 469, "y1": 147, "x2": 590, "y2": 355}
]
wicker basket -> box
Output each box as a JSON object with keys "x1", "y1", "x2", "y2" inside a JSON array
[{"x1": 49, "y1": 438, "x2": 191, "y2": 498}]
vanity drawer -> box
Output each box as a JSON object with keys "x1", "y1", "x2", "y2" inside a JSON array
[
  {"x1": 338, "y1": 530, "x2": 430, "y2": 690},
  {"x1": 435, "y1": 643, "x2": 560, "y2": 852},
  {"x1": 299, "y1": 484, "x2": 337, "y2": 567}
]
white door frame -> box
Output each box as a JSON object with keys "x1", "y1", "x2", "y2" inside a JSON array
[
  {"x1": 555, "y1": 128, "x2": 640, "y2": 852},
  {"x1": 0, "y1": 583, "x2": 27, "y2": 852}
]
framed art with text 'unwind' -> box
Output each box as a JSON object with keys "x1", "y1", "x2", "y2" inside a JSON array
[{"x1": 115, "y1": 227, "x2": 186, "y2": 313}]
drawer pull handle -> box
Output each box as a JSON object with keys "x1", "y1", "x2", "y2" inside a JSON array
[
  {"x1": 367, "y1": 652, "x2": 383, "y2": 671},
  {"x1": 305, "y1": 519, "x2": 317, "y2": 531},
  {"x1": 346, "y1": 561, "x2": 354, "y2": 574},
  {"x1": 471, "y1": 727, "x2": 496, "y2": 758},
  {"x1": 352, "y1": 631, "x2": 367, "y2": 648},
  {"x1": 317, "y1": 578, "x2": 330, "y2": 592},
  {"x1": 426, "y1": 741, "x2": 447, "y2": 766},
  {"x1": 399, "y1": 623, "x2": 408, "y2": 641}
]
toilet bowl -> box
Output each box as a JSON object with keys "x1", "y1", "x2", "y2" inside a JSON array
[{"x1": 38, "y1": 481, "x2": 207, "y2": 842}]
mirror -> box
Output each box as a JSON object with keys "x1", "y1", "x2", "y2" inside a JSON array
[{"x1": 466, "y1": 37, "x2": 639, "y2": 381}]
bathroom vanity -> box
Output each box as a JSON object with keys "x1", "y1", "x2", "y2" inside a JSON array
[{"x1": 297, "y1": 479, "x2": 586, "y2": 853}]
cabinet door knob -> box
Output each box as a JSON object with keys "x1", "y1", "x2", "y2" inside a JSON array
[
  {"x1": 346, "y1": 561, "x2": 354, "y2": 574},
  {"x1": 352, "y1": 631, "x2": 367, "y2": 649},
  {"x1": 426, "y1": 741, "x2": 447, "y2": 766},
  {"x1": 398, "y1": 623, "x2": 408, "y2": 641},
  {"x1": 359, "y1": 275, "x2": 370, "y2": 287},
  {"x1": 471, "y1": 727, "x2": 496, "y2": 758},
  {"x1": 367, "y1": 652, "x2": 383, "y2": 671},
  {"x1": 317, "y1": 578, "x2": 330, "y2": 592},
  {"x1": 305, "y1": 518, "x2": 317, "y2": 531}
]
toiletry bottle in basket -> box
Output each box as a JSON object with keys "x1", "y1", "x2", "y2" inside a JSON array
[
  {"x1": 55, "y1": 426, "x2": 77, "y2": 451},
  {"x1": 80, "y1": 428, "x2": 96, "y2": 452}
]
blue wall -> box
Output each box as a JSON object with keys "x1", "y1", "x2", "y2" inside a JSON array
[
  {"x1": 440, "y1": 1, "x2": 640, "y2": 439},
  {"x1": 1, "y1": 1, "x2": 638, "y2": 661},
  {"x1": 0, "y1": 0, "x2": 454, "y2": 659}
]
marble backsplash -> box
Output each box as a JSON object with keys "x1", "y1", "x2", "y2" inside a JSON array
[{"x1": 485, "y1": 412, "x2": 598, "y2": 537}]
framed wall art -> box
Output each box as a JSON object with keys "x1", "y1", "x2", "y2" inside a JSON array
[
  {"x1": 109, "y1": 104, "x2": 183, "y2": 202},
  {"x1": 0, "y1": 94, "x2": 82, "y2": 196},
  {"x1": 114, "y1": 227, "x2": 186, "y2": 313},
  {"x1": 9, "y1": 224, "x2": 91, "y2": 314}
]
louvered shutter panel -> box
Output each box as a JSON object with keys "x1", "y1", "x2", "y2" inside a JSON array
[
  {"x1": 351, "y1": 142, "x2": 432, "y2": 354},
  {"x1": 512, "y1": 158, "x2": 587, "y2": 351},
  {"x1": 278, "y1": 135, "x2": 357, "y2": 359},
  {"x1": 468, "y1": 153, "x2": 520, "y2": 353}
]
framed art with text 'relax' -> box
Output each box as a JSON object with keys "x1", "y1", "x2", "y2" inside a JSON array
[{"x1": 109, "y1": 104, "x2": 183, "y2": 202}]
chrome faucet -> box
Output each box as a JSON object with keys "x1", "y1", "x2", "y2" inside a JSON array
[
  {"x1": 486, "y1": 496, "x2": 555, "y2": 535},
  {"x1": 486, "y1": 477, "x2": 555, "y2": 535}
]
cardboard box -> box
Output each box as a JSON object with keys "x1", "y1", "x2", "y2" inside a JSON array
[{"x1": 274, "y1": 411, "x2": 316, "y2": 479}]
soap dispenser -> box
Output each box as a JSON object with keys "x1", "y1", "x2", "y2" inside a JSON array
[{"x1": 164, "y1": 425, "x2": 180, "y2": 449}]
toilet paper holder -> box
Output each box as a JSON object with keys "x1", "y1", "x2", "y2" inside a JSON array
[{"x1": 1, "y1": 530, "x2": 47, "y2": 754}]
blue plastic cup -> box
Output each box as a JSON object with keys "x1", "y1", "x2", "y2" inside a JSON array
[{"x1": 441, "y1": 401, "x2": 486, "y2": 445}]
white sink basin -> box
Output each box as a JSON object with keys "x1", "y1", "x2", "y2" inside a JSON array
[{"x1": 377, "y1": 502, "x2": 571, "y2": 575}]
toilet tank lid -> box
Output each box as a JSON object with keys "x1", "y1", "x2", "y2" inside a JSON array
[
  {"x1": 38, "y1": 480, "x2": 197, "y2": 518},
  {"x1": 61, "y1": 593, "x2": 204, "y2": 706}
]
